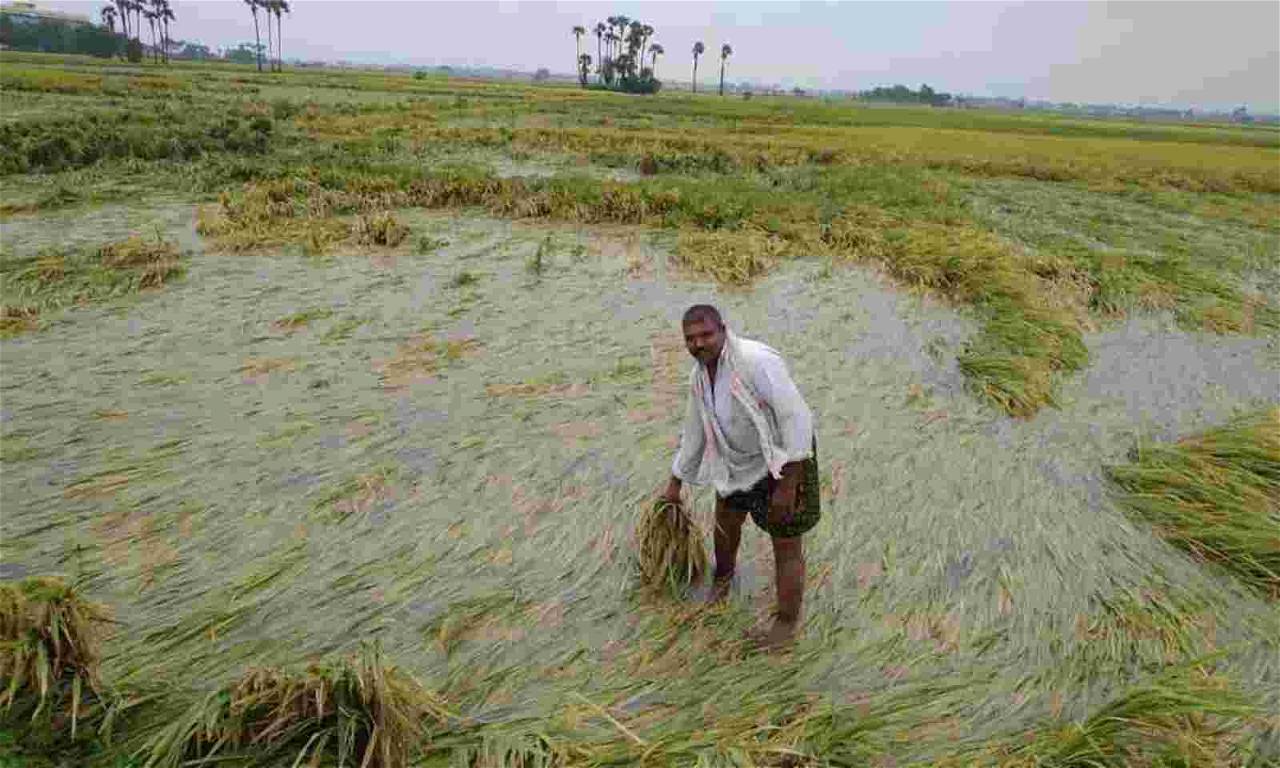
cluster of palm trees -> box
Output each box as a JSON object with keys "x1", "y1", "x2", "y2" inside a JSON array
[
  {"x1": 569, "y1": 19, "x2": 736, "y2": 96},
  {"x1": 244, "y1": 0, "x2": 290, "y2": 73},
  {"x1": 101, "y1": 0, "x2": 175, "y2": 63},
  {"x1": 691, "y1": 41, "x2": 734, "y2": 96},
  {"x1": 572, "y1": 16, "x2": 663, "y2": 91}
]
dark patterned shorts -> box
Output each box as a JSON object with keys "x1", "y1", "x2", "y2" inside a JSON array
[{"x1": 720, "y1": 437, "x2": 820, "y2": 539}]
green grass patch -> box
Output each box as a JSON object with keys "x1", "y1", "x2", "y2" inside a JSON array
[
  {"x1": 310, "y1": 465, "x2": 401, "y2": 522},
  {"x1": 416, "y1": 234, "x2": 450, "y2": 253},
  {"x1": 0, "y1": 433, "x2": 38, "y2": 463},
  {"x1": 271, "y1": 306, "x2": 334, "y2": 332},
  {"x1": 0, "y1": 98, "x2": 275, "y2": 175},
  {"x1": 320, "y1": 314, "x2": 366, "y2": 344}
]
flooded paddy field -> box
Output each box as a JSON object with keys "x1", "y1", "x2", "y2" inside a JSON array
[{"x1": 2, "y1": 51, "x2": 1278, "y2": 766}]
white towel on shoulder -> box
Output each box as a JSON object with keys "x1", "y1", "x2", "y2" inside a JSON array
[{"x1": 672, "y1": 330, "x2": 814, "y2": 496}]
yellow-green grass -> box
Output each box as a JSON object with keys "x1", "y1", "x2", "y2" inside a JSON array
[
  {"x1": 340, "y1": 121, "x2": 1280, "y2": 194},
  {"x1": 5, "y1": 51, "x2": 1278, "y2": 137},
  {"x1": 1106, "y1": 407, "x2": 1280, "y2": 599}
]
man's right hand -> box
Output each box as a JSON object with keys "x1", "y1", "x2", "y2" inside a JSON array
[{"x1": 659, "y1": 476, "x2": 683, "y2": 506}]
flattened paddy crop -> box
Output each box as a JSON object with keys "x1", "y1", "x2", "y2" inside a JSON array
[{"x1": 2, "y1": 52, "x2": 1278, "y2": 766}]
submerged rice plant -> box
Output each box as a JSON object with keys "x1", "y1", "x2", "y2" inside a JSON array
[{"x1": 1105, "y1": 407, "x2": 1280, "y2": 598}]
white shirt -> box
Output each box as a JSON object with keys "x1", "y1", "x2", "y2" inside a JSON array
[{"x1": 672, "y1": 335, "x2": 814, "y2": 496}]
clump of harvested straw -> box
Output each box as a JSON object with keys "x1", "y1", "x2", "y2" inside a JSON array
[
  {"x1": 141, "y1": 643, "x2": 449, "y2": 768},
  {"x1": 637, "y1": 499, "x2": 709, "y2": 593},
  {"x1": 0, "y1": 576, "x2": 110, "y2": 737}
]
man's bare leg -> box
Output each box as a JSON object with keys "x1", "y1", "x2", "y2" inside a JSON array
[
  {"x1": 765, "y1": 535, "x2": 805, "y2": 648},
  {"x1": 710, "y1": 496, "x2": 746, "y2": 602}
]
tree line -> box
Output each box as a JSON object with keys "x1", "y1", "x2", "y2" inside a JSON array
[
  {"x1": 0, "y1": 2, "x2": 232, "y2": 62},
  {"x1": 0, "y1": 7, "x2": 121, "y2": 58},
  {"x1": 569, "y1": 16, "x2": 736, "y2": 96},
  {"x1": 104, "y1": 2, "x2": 288, "y2": 71},
  {"x1": 0, "y1": 1, "x2": 172, "y2": 62},
  {"x1": 858, "y1": 84, "x2": 953, "y2": 107}
]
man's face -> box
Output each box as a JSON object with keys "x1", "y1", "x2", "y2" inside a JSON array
[{"x1": 683, "y1": 317, "x2": 725, "y2": 367}]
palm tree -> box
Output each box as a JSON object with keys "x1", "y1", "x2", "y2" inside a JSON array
[
  {"x1": 572, "y1": 25, "x2": 585, "y2": 74},
  {"x1": 604, "y1": 16, "x2": 616, "y2": 65},
  {"x1": 719, "y1": 43, "x2": 732, "y2": 96},
  {"x1": 101, "y1": 4, "x2": 121, "y2": 58},
  {"x1": 257, "y1": 0, "x2": 272, "y2": 70},
  {"x1": 272, "y1": 0, "x2": 289, "y2": 72},
  {"x1": 649, "y1": 43, "x2": 663, "y2": 78},
  {"x1": 111, "y1": 1, "x2": 128, "y2": 39},
  {"x1": 131, "y1": 0, "x2": 143, "y2": 46},
  {"x1": 691, "y1": 41, "x2": 704, "y2": 93},
  {"x1": 156, "y1": 0, "x2": 174, "y2": 63},
  {"x1": 577, "y1": 53, "x2": 591, "y2": 88},
  {"x1": 604, "y1": 30, "x2": 619, "y2": 84},
  {"x1": 593, "y1": 22, "x2": 605, "y2": 82},
  {"x1": 143, "y1": 3, "x2": 157, "y2": 62},
  {"x1": 639, "y1": 24, "x2": 653, "y2": 69},
  {"x1": 244, "y1": 0, "x2": 263, "y2": 71},
  {"x1": 613, "y1": 15, "x2": 629, "y2": 60}
]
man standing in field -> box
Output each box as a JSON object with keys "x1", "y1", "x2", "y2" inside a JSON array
[{"x1": 659, "y1": 305, "x2": 819, "y2": 649}]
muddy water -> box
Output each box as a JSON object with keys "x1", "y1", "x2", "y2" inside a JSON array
[{"x1": 2, "y1": 205, "x2": 1277, "y2": 753}]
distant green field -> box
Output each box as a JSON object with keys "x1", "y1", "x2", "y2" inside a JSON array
[{"x1": 1, "y1": 52, "x2": 1278, "y2": 767}]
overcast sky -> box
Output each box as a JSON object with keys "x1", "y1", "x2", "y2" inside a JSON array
[{"x1": 41, "y1": 1, "x2": 1280, "y2": 111}]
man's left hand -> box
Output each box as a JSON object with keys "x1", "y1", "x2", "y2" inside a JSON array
[{"x1": 768, "y1": 464, "x2": 802, "y2": 528}]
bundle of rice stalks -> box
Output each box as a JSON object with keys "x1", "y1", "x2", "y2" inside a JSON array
[
  {"x1": 0, "y1": 576, "x2": 110, "y2": 737},
  {"x1": 354, "y1": 211, "x2": 409, "y2": 247},
  {"x1": 637, "y1": 499, "x2": 709, "y2": 594},
  {"x1": 142, "y1": 643, "x2": 449, "y2": 768}
]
